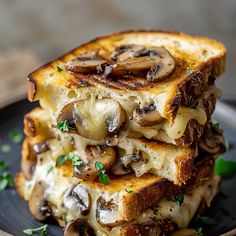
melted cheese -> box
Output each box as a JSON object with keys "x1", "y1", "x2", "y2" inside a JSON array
[
  {"x1": 23, "y1": 148, "x2": 220, "y2": 236},
  {"x1": 50, "y1": 86, "x2": 220, "y2": 143}
]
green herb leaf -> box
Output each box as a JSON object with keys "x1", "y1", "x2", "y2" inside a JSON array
[
  {"x1": 95, "y1": 161, "x2": 109, "y2": 185},
  {"x1": 0, "y1": 144, "x2": 11, "y2": 153},
  {"x1": 61, "y1": 213, "x2": 68, "y2": 224},
  {"x1": 99, "y1": 173, "x2": 109, "y2": 185},
  {"x1": 56, "y1": 121, "x2": 70, "y2": 133},
  {"x1": 9, "y1": 128, "x2": 23, "y2": 143},
  {"x1": 0, "y1": 172, "x2": 14, "y2": 190},
  {"x1": 125, "y1": 189, "x2": 133, "y2": 194},
  {"x1": 169, "y1": 193, "x2": 184, "y2": 207},
  {"x1": 46, "y1": 166, "x2": 53, "y2": 175},
  {"x1": 56, "y1": 155, "x2": 67, "y2": 167},
  {"x1": 95, "y1": 161, "x2": 104, "y2": 171},
  {"x1": 199, "y1": 215, "x2": 216, "y2": 225},
  {"x1": 186, "y1": 68, "x2": 192, "y2": 75},
  {"x1": 214, "y1": 158, "x2": 236, "y2": 179},
  {"x1": 0, "y1": 161, "x2": 9, "y2": 170},
  {"x1": 196, "y1": 227, "x2": 203, "y2": 236},
  {"x1": 67, "y1": 153, "x2": 82, "y2": 166},
  {"x1": 105, "y1": 117, "x2": 113, "y2": 127},
  {"x1": 23, "y1": 224, "x2": 48, "y2": 236},
  {"x1": 212, "y1": 122, "x2": 220, "y2": 129},
  {"x1": 189, "y1": 100, "x2": 199, "y2": 108},
  {"x1": 57, "y1": 65, "x2": 64, "y2": 72}
]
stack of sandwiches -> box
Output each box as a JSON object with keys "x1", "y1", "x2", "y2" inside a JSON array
[{"x1": 16, "y1": 31, "x2": 226, "y2": 235}]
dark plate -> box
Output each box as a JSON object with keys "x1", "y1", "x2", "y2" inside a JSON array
[{"x1": 0, "y1": 100, "x2": 236, "y2": 236}]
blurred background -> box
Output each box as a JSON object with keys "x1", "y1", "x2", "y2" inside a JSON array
[{"x1": 0, "y1": 0, "x2": 235, "y2": 107}]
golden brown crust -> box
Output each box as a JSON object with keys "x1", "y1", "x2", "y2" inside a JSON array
[
  {"x1": 119, "y1": 156, "x2": 214, "y2": 221},
  {"x1": 27, "y1": 30, "x2": 226, "y2": 121},
  {"x1": 27, "y1": 76, "x2": 37, "y2": 102},
  {"x1": 15, "y1": 172, "x2": 26, "y2": 199},
  {"x1": 120, "y1": 219, "x2": 177, "y2": 236}
]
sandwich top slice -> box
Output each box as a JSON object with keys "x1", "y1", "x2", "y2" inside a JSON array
[
  {"x1": 23, "y1": 107, "x2": 225, "y2": 185},
  {"x1": 27, "y1": 30, "x2": 226, "y2": 145},
  {"x1": 16, "y1": 144, "x2": 220, "y2": 236}
]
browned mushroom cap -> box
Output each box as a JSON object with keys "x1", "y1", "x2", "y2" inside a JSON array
[
  {"x1": 108, "y1": 46, "x2": 175, "y2": 82},
  {"x1": 65, "y1": 54, "x2": 107, "y2": 74},
  {"x1": 57, "y1": 99, "x2": 126, "y2": 140},
  {"x1": 74, "y1": 145, "x2": 116, "y2": 180},
  {"x1": 63, "y1": 185, "x2": 91, "y2": 217},
  {"x1": 64, "y1": 218, "x2": 95, "y2": 236},
  {"x1": 133, "y1": 104, "x2": 164, "y2": 126},
  {"x1": 110, "y1": 44, "x2": 144, "y2": 61},
  {"x1": 96, "y1": 197, "x2": 124, "y2": 227},
  {"x1": 29, "y1": 181, "x2": 50, "y2": 221}
]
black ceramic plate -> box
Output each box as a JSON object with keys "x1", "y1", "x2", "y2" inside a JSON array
[{"x1": 0, "y1": 100, "x2": 236, "y2": 236}]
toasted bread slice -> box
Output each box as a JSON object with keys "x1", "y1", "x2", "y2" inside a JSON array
[
  {"x1": 27, "y1": 31, "x2": 225, "y2": 144},
  {"x1": 23, "y1": 107, "x2": 226, "y2": 185}
]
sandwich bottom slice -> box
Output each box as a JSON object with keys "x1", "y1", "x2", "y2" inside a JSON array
[{"x1": 16, "y1": 141, "x2": 220, "y2": 236}]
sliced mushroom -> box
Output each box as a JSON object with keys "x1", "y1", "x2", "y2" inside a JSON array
[
  {"x1": 110, "y1": 44, "x2": 144, "y2": 61},
  {"x1": 63, "y1": 185, "x2": 91, "y2": 217},
  {"x1": 108, "y1": 46, "x2": 175, "y2": 82},
  {"x1": 64, "y1": 218, "x2": 95, "y2": 236},
  {"x1": 32, "y1": 141, "x2": 49, "y2": 154},
  {"x1": 29, "y1": 181, "x2": 50, "y2": 221},
  {"x1": 57, "y1": 99, "x2": 126, "y2": 140},
  {"x1": 74, "y1": 145, "x2": 116, "y2": 180},
  {"x1": 111, "y1": 159, "x2": 131, "y2": 175},
  {"x1": 170, "y1": 228, "x2": 197, "y2": 236},
  {"x1": 133, "y1": 104, "x2": 164, "y2": 126},
  {"x1": 65, "y1": 54, "x2": 107, "y2": 74},
  {"x1": 96, "y1": 197, "x2": 124, "y2": 227}
]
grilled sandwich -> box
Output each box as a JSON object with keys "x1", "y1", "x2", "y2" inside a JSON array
[
  {"x1": 27, "y1": 30, "x2": 226, "y2": 145},
  {"x1": 22, "y1": 107, "x2": 224, "y2": 185}
]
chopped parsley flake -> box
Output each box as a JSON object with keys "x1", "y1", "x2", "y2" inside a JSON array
[
  {"x1": 0, "y1": 144, "x2": 11, "y2": 153},
  {"x1": 57, "y1": 65, "x2": 64, "y2": 72},
  {"x1": 214, "y1": 157, "x2": 236, "y2": 179},
  {"x1": 196, "y1": 227, "x2": 203, "y2": 236},
  {"x1": 168, "y1": 193, "x2": 184, "y2": 207},
  {"x1": 23, "y1": 224, "x2": 48, "y2": 236},
  {"x1": 125, "y1": 189, "x2": 133, "y2": 194},
  {"x1": 56, "y1": 153, "x2": 82, "y2": 167},
  {"x1": 186, "y1": 68, "x2": 192, "y2": 75},
  {"x1": 9, "y1": 128, "x2": 23, "y2": 143},
  {"x1": 46, "y1": 166, "x2": 53, "y2": 175},
  {"x1": 56, "y1": 121, "x2": 70, "y2": 133},
  {"x1": 95, "y1": 161, "x2": 109, "y2": 185},
  {"x1": 0, "y1": 172, "x2": 14, "y2": 190},
  {"x1": 0, "y1": 161, "x2": 9, "y2": 170}
]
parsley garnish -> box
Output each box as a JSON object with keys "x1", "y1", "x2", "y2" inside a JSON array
[
  {"x1": 198, "y1": 215, "x2": 216, "y2": 225},
  {"x1": 56, "y1": 120, "x2": 70, "y2": 133},
  {"x1": 0, "y1": 172, "x2": 14, "y2": 190},
  {"x1": 186, "y1": 68, "x2": 192, "y2": 75},
  {"x1": 56, "y1": 153, "x2": 82, "y2": 167},
  {"x1": 57, "y1": 65, "x2": 64, "y2": 72},
  {"x1": 212, "y1": 122, "x2": 220, "y2": 129},
  {"x1": 0, "y1": 144, "x2": 11, "y2": 153},
  {"x1": 23, "y1": 224, "x2": 48, "y2": 236},
  {"x1": 106, "y1": 117, "x2": 113, "y2": 127},
  {"x1": 125, "y1": 189, "x2": 133, "y2": 194},
  {"x1": 0, "y1": 161, "x2": 9, "y2": 170},
  {"x1": 196, "y1": 227, "x2": 203, "y2": 236},
  {"x1": 168, "y1": 193, "x2": 184, "y2": 207},
  {"x1": 95, "y1": 161, "x2": 109, "y2": 185},
  {"x1": 61, "y1": 213, "x2": 68, "y2": 225},
  {"x1": 9, "y1": 128, "x2": 23, "y2": 143},
  {"x1": 214, "y1": 157, "x2": 236, "y2": 179},
  {"x1": 46, "y1": 166, "x2": 53, "y2": 175}
]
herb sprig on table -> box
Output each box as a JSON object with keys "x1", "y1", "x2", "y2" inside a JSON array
[{"x1": 23, "y1": 224, "x2": 48, "y2": 236}]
